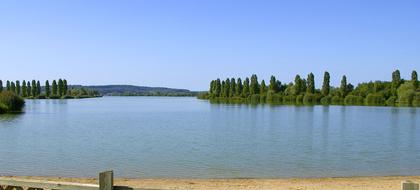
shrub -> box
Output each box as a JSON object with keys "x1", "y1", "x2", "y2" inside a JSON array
[
  {"x1": 250, "y1": 94, "x2": 260, "y2": 104},
  {"x1": 0, "y1": 91, "x2": 25, "y2": 112},
  {"x1": 365, "y1": 93, "x2": 385, "y2": 106},
  {"x1": 320, "y1": 96, "x2": 331, "y2": 105},
  {"x1": 344, "y1": 95, "x2": 364, "y2": 105},
  {"x1": 386, "y1": 96, "x2": 397, "y2": 106},
  {"x1": 283, "y1": 95, "x2": 296, "y2": 104},
  {"x1": 295, "y1": 95, "x2": 304, "y2": 104},
  {"x1": 331, "y1": 96, "x2": 343, "y2": 105},
  {"x1": 412, "y1": 92, "x2": 420, "y2": 107},
  {"x1": 303, "y1": 94, "x2": 317, "y2": 105},
  {"x1": 0, "y1": 103, "x2": 8, "y2": 114}
]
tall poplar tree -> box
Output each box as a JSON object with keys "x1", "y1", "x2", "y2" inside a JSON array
[
  {"x1": 45, "y1": 80, "x2": 50, "y2": 97},
  {"x1": 230, "y1": 78, "x2": 236, "y2": 97},
  {"x1": 52, "y1": 80, "x2": 58, "y2": 96},
  {"x1": 250, "y1": 74, "x2": 259, "y2": 95},
  {"x1": 22, "y1": 80, "x2": 27, "y2": 97},
  {"x1": 294, "y1": 75, "x2": 302, "y2": 95},
  {"x1": 322, "y1": 71, "x2": 330, "y2": 96},
  {"x1": 221, "y1": 81, "x2": 226, "y2": 97},
  {"x1": 31, "y1": 80, "x2": 37, "y2": 97},
  {"x1": 269, "y1": 76, "x2": 278, "y2": 93},
  {"x1": 224, "y1": 78, "x2": 230, "y2": 97},
  {"x1": 6, "y1": 80, "x2": 10, "y2": 91},
  {"x1": 306, "y1": 73, "x2": 315, "y2": 94},
  {"x1": 63, "y1": 79, "x2": 68, "y2": 95},
  {"x1": 27, "y1": 81, "x2": 31, "y2": 97},
  {"x1": 36, "y1": 81, "x2": 41, "y2": 96},
  {"x1": 260, "y1": 80, "x2": 267, "y2": 95},
  {"x1": 242, "y1": 77, "x2": 250, "y2": 97},
  {"x1": 412, "y1": 70, "x2": 418, "y2": 89},
  {"x1": 391, "y1": 70, "x2": 401, "y2": 95},
  {"x1": 10, "y1": 82, "x2": 16, "y2": 93},
  {"x1": 16, "y1": 80, "x2": 21, "y2": 95},
  {"x1": 0, "y1": 80, "x2": 3, "y2": 92},
  {"x1": 58, "y1": 79, "x2": 64, "y2": 96},
  {"x1": 340, "y1": 75, "x2": 348, "y2": 97},
  {"x1": 236, "y1": 78, "x2": 243, "y2": 97}
]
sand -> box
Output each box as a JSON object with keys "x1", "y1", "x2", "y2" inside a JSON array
[{"x1": 2, "y1": 176, "x2": 420, "y2": 190}]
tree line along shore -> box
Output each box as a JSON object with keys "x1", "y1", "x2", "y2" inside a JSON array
[
  {"x1": 0, "y1": 79, "x2": 101, "y2": 114},
  {"x1": 198, "y1": 70, "x2": 420, "y2": 107}
]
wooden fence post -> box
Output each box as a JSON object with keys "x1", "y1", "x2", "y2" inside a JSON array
[
  {"x1": 99, "y1": 171, "x2": 113, "y2": 190},
  {"x1": 402, "y1": 180, "x2": 419, "y2": 190}
]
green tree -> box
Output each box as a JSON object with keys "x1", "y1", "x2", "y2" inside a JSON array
[
  {"x1": 52, "y1": 80, "x2": 58, "y2": 96},
  {"x1": 58, "y1": 79, "x2": 64, "y2": 96},
  {"x1": 10, "y1": 82, "x2": 16, "y2": 93},
  {"x1": 250, "y1": 74, "x2": 259, "y2": 95},
  {"x1": 236, "y1": 78, "x2": 243, "y2": 97},
  {"x1": 0, "y1": 80, "x2": 3, "y2": 92},
  {"x1": 322, "y1": 71, "x2": 330, "y2": 96},
  {"x1": 221, "y1": 81, "x2": 226, "y2": 97},
  {"x1": 306, "y1": 73, "x2": 315, "y2": 94},
  {"x1": 27, "y1": 81, "x2": 31, "y2": 97},
  {"x1": 37, "y1": 81, "x2": 41, "y2": 96},
  {"x1": 6, "y1": 80, "x2": 10, "y2": 91},
  {"x1": 294, "y1": 75, "x2": 303, "y2": 95},
  {"x1": 412, "y1": 70, "x2": 418, "y2": 89},
  {"x1": 31, "y1": 80, "x2": 37, "y2": 97},
  {"x1": 392, "y1": 70, "x2": 402, "y2": 95},
  {"x1": 224, "y1": 78, "x2": 230, "y2": 97},
  {"x1": 15, "y1": 80, "x2": 21, "y2": 95},
  {"x1": 45, "y1": 80, "x2": 50, "y2": 97},
  {"x1": 22, "y1": 80, "x2": 27, "y2": 97},
  {"x1": 269, "y1": 76, "x2": 279, "y2": 93},
  {"x1": 242, "y1": 77, "x2": 250, "y2": 97},
  {"x1": 230, "y1": 78, "x2": 236, "y2": 97},
  {"x1": 63, "y1": 79, "x2": 68, "y2": 95},
  {"x1": 340, "y1": 75, "x2": 348, "y2": 97},
  {"x1": 260, "y1": 80, "x2": 267, "y2": 95}
]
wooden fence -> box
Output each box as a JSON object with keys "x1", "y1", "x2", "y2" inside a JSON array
[{"x1": 0, "y1": 171, "x2": 161, "y2": 190}]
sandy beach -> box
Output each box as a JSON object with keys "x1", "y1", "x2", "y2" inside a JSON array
[{"x1": 2, "y1": 176, "x2": 420, "y2": 190}]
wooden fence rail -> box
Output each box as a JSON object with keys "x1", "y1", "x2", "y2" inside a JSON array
[{"x1": 0, "y1": 171, "x2": 161, "y2": 190}]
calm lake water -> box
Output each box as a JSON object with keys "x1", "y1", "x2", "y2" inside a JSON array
[{"x1": 0, "y1": 97, "x2": 419, "y2": 178}]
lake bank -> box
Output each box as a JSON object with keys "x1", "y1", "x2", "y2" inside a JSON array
[{"x1": 3, "y1": 176, "x2": 420, "y2": 190}]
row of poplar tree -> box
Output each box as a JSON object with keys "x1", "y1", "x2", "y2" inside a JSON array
[
  {"x1": 204, "y1": 70, "x2": 419, "y2": 106},
  {"x1": 0, "y1": 79, "x2": 69, "y2": 98}
]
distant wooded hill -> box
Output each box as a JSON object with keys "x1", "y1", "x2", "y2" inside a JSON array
[{"x1": 69, "y1": 85, "x2": 198, "y2": 96}]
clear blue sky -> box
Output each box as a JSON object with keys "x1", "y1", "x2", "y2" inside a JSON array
[{"x1": 0, "y1": 0, "x2": 419, "y2": 91}]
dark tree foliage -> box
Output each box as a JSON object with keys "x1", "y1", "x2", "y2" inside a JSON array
[
  {"x1": 269, "y1": 75, "x2": 279, "y2": 93},
  {"x1": 236, "y1": 78, "x2": 243, "y2": 97},
  {"x1": 36, "y1": 81, "x2": 41, "y2": 96},
  {"x1": 322, "y1": 71, "x2": 330, "y2": 96},
  {"x1": 16, "y1": 80, "x2": 21, "y2": 95},
  {"x1": 230, "y1": 78, "x2": 236, "y2": 97},
  {"x1": 306, "y1": 73, "x2": 315, "y2": 94},
  {"x1": 52, "y1": 80, "x2": 58, "y2": 96},
  {"x1": 63, "y1": 79, "x2": 68, "y2": 95},
  {"x1": 31, "y1": 80, "x2": 37, "y2": 97},
  {"x1": 0, "y1": 80, "x2": 2, "y2": 93},
  {"x1": 294, "y1": 75, "x2": 306, "y2": 95},
  {"x1": 6, "y1": 80, "x2": 10, "y2": 91},
  {"x1": 260, "y1": 80, "x2": 267, "y2": 95},
  {"x1": 10, "y1": 82, "x2": 16, "y2": 93},
  {"x1": 243, "y1": 77, "x2": 250, "y2": 97},
  {"x1": 45, "y1": 80, "x2": 50, "y2": 97},
  {"x1": 250, "y1": 74, "x2": 259, "y2": 95},
  {"x1": 392, "y1": 69, "x2": 402, "y2": 95},
  {"x1": 26, "y1": 81, "x2": 31, "y2": 97},
  {"x1": 340, "y1": 75, "x2": 348, "y2": 98},
  {"x1": 412, "y1": 70, "x2": 418, "y2": 89},
  {"x1": 22, "y1": 80, "x2": 27, "y2": 97},
  {"x1": 58, "y1": 79, "x2": 64, "y2": 96}
]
